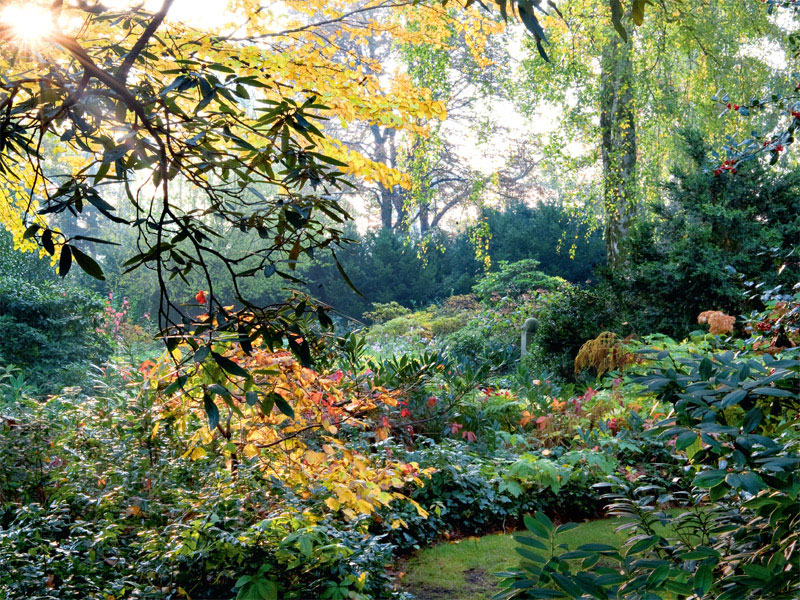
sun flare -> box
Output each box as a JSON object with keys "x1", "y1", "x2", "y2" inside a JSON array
[{"x1": 1, "y1": 3, "x2": 54, "y2": 43}]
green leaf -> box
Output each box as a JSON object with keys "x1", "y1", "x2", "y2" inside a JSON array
[
  {"x1": 71, "y1": 246, "x2": 105, "y2": 280},
  {"x1": 523, "y1": 514, "x2": 548, "y2": 538},
  {"x1": 555, "y1": 522, "x2": 580, "y2": 534},
  {"x1": 163, "y1": 374, "x2": 188, "y2": 395},
  {"x1": 208, "y1": 383, "x2": 231, "y2": 399},
  {"x1": 514, "y1": 535, "x2": 547, "y2": 550},
  {"x1": 204, "y1": 393, "x2": 220, "y2": 430},
  {"x1": 273, "y1": 394, "x2": 295, "y2": 419},
  {"x1": 646, "y1": 564, "x2": 669, "y2": 587},
  {"x1": 211, "y1": 351, "x2": 249, "y2": 378},
  {"x1": 694, "y1": 564, "x2": 713, "y2": 596},
  {"x1": 516, "y1": 546, "x2": 546, "y2": 562},
  {"x1": 260, "y1": 393, "x2": 276, "y2": 415},
  {"x1": 686, "y1": 435, "x2": 703, "y2": 460},
  {"x1": 551, "y1": 573, "x2": 582, "y2": 597},
  {"x1": 41, "y1": 229, "x2": 55, "y2": 255},
  {"x1": 194, "y1": 346, "x2": 210, "y2": 363},
  {"x1": 23, "y1": 224, "x2": 41, "y2": 239},
  {"x1": 534, "y1": 512, "x2": 554, "y2": 533},
  {"x1": 721, "y1": 388, "x2": 747, "y2": 408},
  {"x1": 675, "y1": 431, "x2": 698, "y2": 451},
  {"x1": 246, "y1": 391, "x2": 260, "y2": 406},
  {"x1": 693, "y1": 469, "x2": 727, "y2": 489},
  {"x1": 741, "y1": 407, "x2": 763, "y2": 433},
  {"x1": 513, "y1": 588, "x2": 567, "y2": 598},
  {"x1": 627, "y1": 535, "x2": 660, "y2": 555},
  {"x1": 751, "y1": 386, "x2": 796, "y2": 398},
  {"x1": 699, "y1": 357, "x2": 713, "y2": 380},
  {"x1": 738, "y1": 471, "x2": 766, "y2": 494},
  {"x1": 576, "y1": 543, "x2": 617, "y2": 553},
  {"x1": 58, "y1": 245, "x2": 72, "y2": 277},
  {"x1": 254, "y1": 579, "x2": 278, "y2": 600}
]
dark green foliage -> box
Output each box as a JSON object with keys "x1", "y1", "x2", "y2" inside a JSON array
[
  {"x1": 375, "y1": 440, "x2": 615, "y2": 555},
  {"x1": 532, "y1": 286, "x2": 627, "y2": 380},
  {"x1": 497, "y1": 344, "x2": 800, "y2": 600},
  {"x1": 444, "y1": 309, "x2": 521, "y2": 371},
  {"x1": 307, "y1": 227, "x2": 480, "y2": 318},
  {"x1": 607, "y1": 130, "x2": 800, "y2": 337},
  {"x1": 304, "y1": 201, "x2": 603, "y2": 320},
  {"x1": 0, "y1": 277, "x2": 109, "y2": 392},
  {"x1": 482, "y1": 202, "x2": 605, "y2": 283}
]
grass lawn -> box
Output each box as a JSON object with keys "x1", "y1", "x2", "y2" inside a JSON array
[{"x1": 397, "y1": 518, "x2": 628, "y2": 600}]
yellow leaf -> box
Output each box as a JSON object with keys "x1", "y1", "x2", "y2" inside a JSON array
[
  {"x1": 188, "y1": 446, "x2": 207, "y2": 460},
  {"x1": 305, "y1": 450, "x2": 326, "y2": 465},
  {"x1": 356, "y1": 499, "x2": 374, "y2": 515}
]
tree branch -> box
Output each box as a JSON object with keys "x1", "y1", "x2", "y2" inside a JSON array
[{"x1": 116, "y1": 0, "x2": 176, "y2": 84}]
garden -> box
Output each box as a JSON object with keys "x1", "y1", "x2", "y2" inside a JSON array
[{"x1": 1, "y1": 1, "x2": 799, "y2": 600}]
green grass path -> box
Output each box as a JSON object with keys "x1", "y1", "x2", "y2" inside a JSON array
[{"x1": 398, "y1": 519, "x2": 626, "y2": 600}]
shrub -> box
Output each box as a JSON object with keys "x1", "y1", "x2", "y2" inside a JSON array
[
  {"x1": 573, "y1": 331, "x2": 638, "y2": 377},
  {"x1": 497, "y1": 344, "x2": 800, "y2": 600},
  {"x1": 532, "y1": 286, "x2": 626, "y2": 380},
  {"x1": 0, "y1": 276, "x2": 110, "y2": 392},
  {"x1": 364, "y1": 301, "x2": 411, "y2": 324},
  {"x1": 443, "y1": 310, "x2": 519, "y2": 371},
  {"x1": 472, "y1": 259, "x2": 568, "y2": 304},
  {"x1": 481, "y1": 201, "x2": 606, "y2": 283},
  {"x1": 605, "y1": 129, "x2": 800, "y2": 337}
]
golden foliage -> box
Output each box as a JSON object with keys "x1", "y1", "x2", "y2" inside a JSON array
[
  {"x1": 574, "y1": 331, "x2": 636, "y2": 376},
  {"x1": 698, "y1": 310, "x2": 735, "y2": 335},
  {"x1": 144, "y1": 344, "x2": 431, "y2": 522},
  {"x1": 0, "y1": 1, "x2": 504, "y2": 248}
]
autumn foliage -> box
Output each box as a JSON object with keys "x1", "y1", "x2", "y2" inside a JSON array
[{"x1": 144, "y1": 342, "x2": 431, "y2": 523}]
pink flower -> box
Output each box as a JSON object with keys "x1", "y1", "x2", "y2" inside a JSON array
[
  {"x1": 462, "y1": 430, "x2": 477, "y2": 443},
  {"x1": 450, "y1": 422, "x2": 463, "y2": 435}
]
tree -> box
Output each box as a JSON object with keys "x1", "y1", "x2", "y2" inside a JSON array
[
  {"x1": 0, "y1": 0, "x2": 490, "y2": 361},
  {"x1": 0, "y1": 0, "x2": 644, "y2": 365},
  {"x1": 513, "y1": 0, "x2": 788, "y2": 267}
]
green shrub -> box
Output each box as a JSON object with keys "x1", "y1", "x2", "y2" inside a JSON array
[
  {"x1": 428, "y1": 315, "x2": 464, "y2": 336},
  {"x1": 473, "y1": 259, "x2": 568, "y2": 304},
  {"x1": 0, "y1": 276, "x2": 110, "y2": 392},
  {"x1": 443, "y1": 311, "x2": 519, "y2": 371},
  {"x1": 532, "y1": 286, "x2": 626, "y2": 380},
  {"x1": 497, "y1": 342, "x2": 800, "y2": 600},
  {"x1": 363, "y1": 301, "x2": 411, "y2": 324},
  {"x1": 605, "y1": 129, "x2": 800, "y2": 337}
]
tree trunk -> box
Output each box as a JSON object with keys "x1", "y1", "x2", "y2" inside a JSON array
[
  {"x1": 380, "y1": 199, "x2": 393, "y2": 230},
  {"x1": 419, "y1": 205, "x2": 430, "y2": 234},
  {"x1": 599, "y1": 21, "x2": 637, "y2": 269}
]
